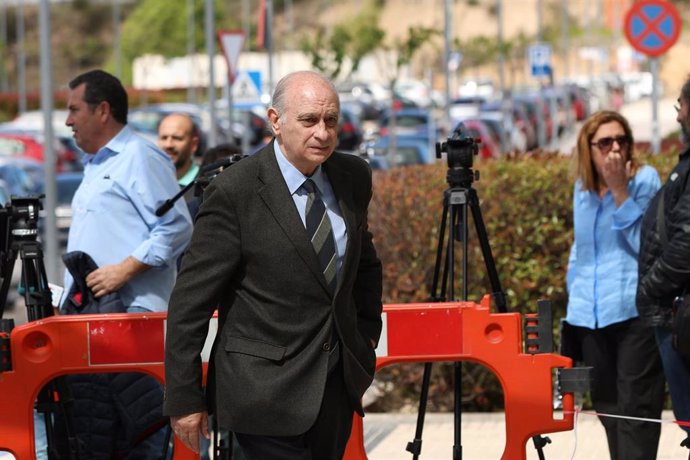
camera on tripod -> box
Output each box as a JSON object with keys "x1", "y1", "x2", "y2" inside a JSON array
[
  {"x1": 0, "y1": 194, "x2": 53, "y2": 322},
  {"x1": 0, "y1": 195, "x2": 43, "y2": 244},
  {"x1": 436, "y1": 123, "x2": 481, "y2": 188}
]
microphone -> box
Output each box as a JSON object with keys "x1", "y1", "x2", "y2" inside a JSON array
[
  {"x1": 156, "y1": 154, "x2": 245, "y2": 217},
  {"x1": 155, "y1": 200, "x2": 175, "y2": 217},
  {"x1": 200, "y1": 158, "x2": 233, "y2": 175}
]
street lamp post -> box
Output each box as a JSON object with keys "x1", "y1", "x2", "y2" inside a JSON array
[
  {"x1": 39, "y1": 0, "x2": 58, "y2": 283},
  {"x1": 205, "y1": 0, "x2": 217, "y2": 147},
  {"x1": 16, "y1": 0, "x2": 27, "y2": 115},
  {"x1": 112, "y1": 0, "x2": 122, "y2": 79}
]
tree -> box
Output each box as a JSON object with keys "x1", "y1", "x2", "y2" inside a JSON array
[
  {"x1": 299, "y1": 2, "x2": 384, "y2": 82},
  {"x1": 118, "y1": 0, "x2": 231, "y2": 84}
]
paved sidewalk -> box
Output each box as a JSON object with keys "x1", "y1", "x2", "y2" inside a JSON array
[{"x1": 363, "y1": 411, "x2": 689, "y2": 459}]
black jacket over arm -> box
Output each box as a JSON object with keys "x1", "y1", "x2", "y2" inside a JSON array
[{"x1": 163, "y1": 143, "x2": 383, "y2": 437}]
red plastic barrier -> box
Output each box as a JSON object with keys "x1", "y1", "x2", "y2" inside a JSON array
[
  {"x1": 343, "y1": 296, "x2": 574, "y2": 460},
  {"x1": 0, "y1": 312, "x2": 198, "y2": 460},
  {"x1": 0, "y1": 296, "x2": 573, "y2": 460}
]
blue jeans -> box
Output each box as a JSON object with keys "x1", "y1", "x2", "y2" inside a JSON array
[{"x1": 656, "y1": 326, "x2": 690, "y2": 437}]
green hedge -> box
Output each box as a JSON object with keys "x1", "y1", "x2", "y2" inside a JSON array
[{"x1": 366, "y1": 146, "x2": 680, "y2": 412}]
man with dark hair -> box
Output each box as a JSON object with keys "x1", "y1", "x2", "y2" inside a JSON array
[
  {"x1": 58, "y1": 69, "x2": 193, "y2": 458},
  {"x1": 68, "y1": 69, "x2": 128, "y2": 125},
  {"x1": 164, "y1": 70, "x2": 383, "y2": 459},
  {"x1": 637, "y1": 74, "x2": 690, "y2": 451}
]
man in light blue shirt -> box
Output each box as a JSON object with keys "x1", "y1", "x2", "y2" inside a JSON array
[
  {"x1": 63, "y1": 71, "x2": 192, "y2": 313},
  {"x1": 45, "y1": 69, "x2": 193, "y2": 460}
]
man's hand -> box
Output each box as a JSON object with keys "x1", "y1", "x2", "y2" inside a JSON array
[
  {"x1": 171, "y1": 411, "x2": 209, "y2": 454},
  {"x1": 86, "y1": 256, "x2": 150, "y2": 298}
]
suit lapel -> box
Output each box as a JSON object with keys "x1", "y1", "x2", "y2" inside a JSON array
[{"x1": 256, "y1": 146, "x2": 331, "y2": 292}]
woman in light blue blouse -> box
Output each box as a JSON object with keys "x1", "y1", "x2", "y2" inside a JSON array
[{"x1": 565, "y1": 110, "x2": 665, "y2": 460}]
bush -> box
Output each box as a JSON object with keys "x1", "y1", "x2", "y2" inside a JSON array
[{"x1": 367, "y1": 146, "x2": 681, "y2": 412}]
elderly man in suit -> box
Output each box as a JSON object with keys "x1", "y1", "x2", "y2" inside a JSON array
[{"x1": 163, "y1": 70, "x2": 383, "y2": 459}]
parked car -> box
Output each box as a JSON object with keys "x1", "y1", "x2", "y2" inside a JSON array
[
  {"x1": 378, "y1": 108, "x2": 441, "y2": 139},
  {"x1": 55, "y1": 172, "x2": 83, "y2": 244},
  {"x1": 215, "y1": 101, "x2": 269, "y2": 148},
  {"x1": 448, "y1": 96, "x2": 485, "y2": 121},
  {"x1": 479, "y1": 99, "x2": 537, "y2": 151},
  {"x1": 0, "y1": 110, "x2": 83, "y2": 171},
  {"x1": 360, "y1": 134, "x2": 435, "y2": 167},
  {"x1": 0, "y1": 158, "x2": 40, "y2": 197},
  {"x1": 394, "y1": 80, "x2": 434, "y2": 108},
  {"x1": 0, "y1": 180, "x2": 10, "y2": 205},
  {"x1": 337, "y1": 81, "x2": 389, "y2": 120},
  {"x1": 459, "y1": 112, "x2": 527, "y2": 153},
  {"x1": 37, "y1": 172, "x2": 83, "y2": 247},
  {"x1": 337, "y1": 106, "x2": 365, "y2": 152}
]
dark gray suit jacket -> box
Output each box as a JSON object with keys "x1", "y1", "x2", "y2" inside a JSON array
[{"x1": 163, "y1": 143, "x2": 383, "y2": 437}]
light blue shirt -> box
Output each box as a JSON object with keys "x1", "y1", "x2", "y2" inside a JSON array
[
  {"x1": 274, "y1": 143, "x2": 347, "y2": 280},
  {"x1": 566, "y1": 165, "x2": 660, "y2": 329},
  {"x1": 63, "y1": 125, "x2": 193, "y2": 312}
]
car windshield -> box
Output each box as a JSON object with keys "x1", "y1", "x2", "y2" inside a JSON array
[{"x1": 57, "y1": 177, "x2": 83, "y2": 204}]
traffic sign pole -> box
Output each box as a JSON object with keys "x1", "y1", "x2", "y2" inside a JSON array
[
  {"x1": 217, "y1": 30, "x2": 245, "y2": 151},
  {"x1": 624, "y1": 0, "x2": 682, "y2": 155},
  {"x1": 651, "y1": 58, "x2": 660, "y2": 154}
]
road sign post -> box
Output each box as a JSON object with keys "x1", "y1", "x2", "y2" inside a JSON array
[
  {"x1": 624, "y1": 0, "x2": 682, "y2": 154},
  {"x1": 217, "y1": 30, "x2": 245, "y2": 151},
  {"x1": 217, "y1": 30, "x2": 245, "y2": 83}
]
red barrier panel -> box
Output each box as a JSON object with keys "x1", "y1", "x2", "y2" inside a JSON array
[
  {"x1": 0, "y1": 312, "x2": 198, "y2": 460},
  {"x1": 0, "y1": 297, "x2": 573, "y2": 460},
  {"x1": 343, "y1": 296, "x2": 574, "y2": 460}
]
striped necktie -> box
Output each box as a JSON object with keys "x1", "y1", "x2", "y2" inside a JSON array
[{"x1": 302, "y1": 179, "x2": 337, "y2": 293}]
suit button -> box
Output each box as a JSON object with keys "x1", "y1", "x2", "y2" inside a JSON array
[{"x1": 322, "y1": 342, "x2": 331, "y2": 351}]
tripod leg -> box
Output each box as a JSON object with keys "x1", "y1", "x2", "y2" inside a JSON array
[
  {"x1": 453, "y1": 362, "x2": 462, "y2": 460},
  {"x1": 406, "y1": 195, "x2": 457, "y2": 457},
  {"x1": 468, "y1": 191, "x2": 508, "y2": 313},
  {"x1": 430, "y1": 198, "x2": 450, "y2": 302},
  {"x1": 38, "y1": 377, "x2": 80, "y2": 460},
  {"x1": 406, "y1": 362, "x2": 433, "y2": 459}
]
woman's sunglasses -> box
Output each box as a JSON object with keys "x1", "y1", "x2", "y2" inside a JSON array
[{"x1": 590, "y1": 135, "x2": 630, "y2": 153}]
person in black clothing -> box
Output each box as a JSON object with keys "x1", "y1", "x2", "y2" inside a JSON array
[{"x1": 637, "y1": 73, "x2": 690, "y2": 450}]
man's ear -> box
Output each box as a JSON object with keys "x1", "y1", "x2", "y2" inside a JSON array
[
  {"x1": 97, "y1": 101, "x2": 111, "y2": 122},
  {"x1": 267, "y1": 107, "x2": 280, "y2": 135}
]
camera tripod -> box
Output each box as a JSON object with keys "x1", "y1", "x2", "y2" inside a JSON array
[
  {"x1": 0, "y1": 197, "x2": 81, "y2": 459},
  {"x1": 405, "y1": 159, "x2": 551, "y2": 460}
]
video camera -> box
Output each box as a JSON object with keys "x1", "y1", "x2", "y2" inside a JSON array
[
  {"x1": 436, "y1": 123, "x2": 481, "y2": 188},
  {"x1": 0, "y1": 195, "x2": 51, "y2": 321},
  {"x1": 0, "y1": 196, "x2": 43, "y2": 249}
]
